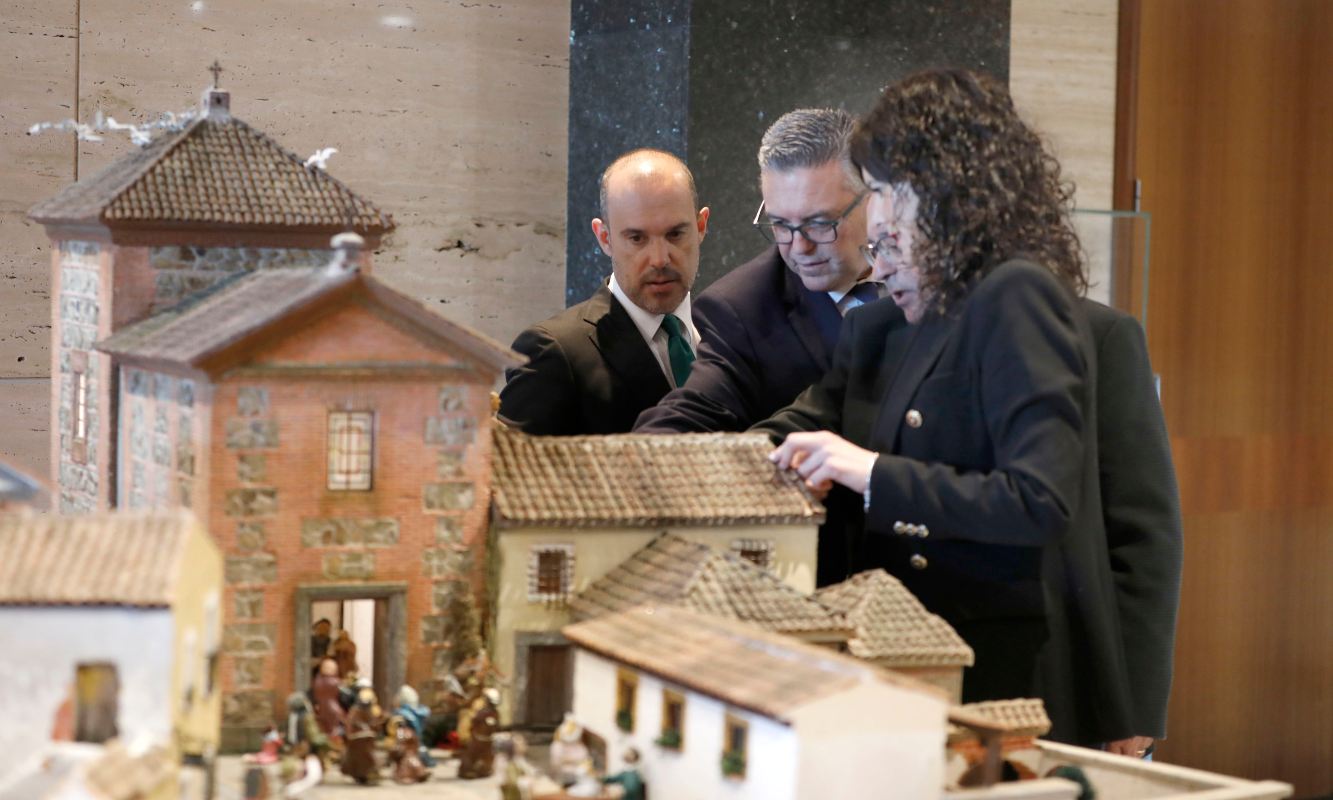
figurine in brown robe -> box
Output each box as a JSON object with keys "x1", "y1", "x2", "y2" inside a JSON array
[
  {"x1": 340, "y1": 687, "x2": 383, "y2": 784},
  {"x1": 331, "y1": 630, "x2": 359, "y2": 678},
  {"x1": 311, "y1": 658, "x2": 346, "y2": 746},
  {"x1": 389, "y1": 712, "x2": 432, "y2": 784},
  {"x1": 457, "y1": 688, "x2": 500, "y2": 780}
]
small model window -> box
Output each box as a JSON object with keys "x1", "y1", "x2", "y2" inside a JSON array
[
  {"x1": 527, "y1": 544, "x2": 575, "y2": 602},
  {"x1": 615, "y1": 669, "x2": 638, "y2": 733},
  {"x1": 328, "y1": 411, "x2": 374, "y2": 491},
  {"x1": 74, "y1": 663, "x2": 120, "y2": 744},
  {"x1": 657, "y1": 689, "x2": 685, "y2": 750},
  {"x1": 722, "y1": 713, "x2": 748, "y2": 779},
  {"x1": 730, "y1": 538, "x2": 775, "y2": 570},
  {"x1": 71, "y1": 352, "x2": 89, "y2": 464}
]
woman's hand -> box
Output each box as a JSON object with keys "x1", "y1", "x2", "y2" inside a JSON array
[{"x1": 770, "y1": 431, "x2": 878, "y2": 494}]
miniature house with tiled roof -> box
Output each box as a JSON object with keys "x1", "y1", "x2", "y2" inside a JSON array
[
  {"x1": 93, "y1": 233, "x2": 519, "y2": 749},
  {"x1": 570, "y1": 532, "x2": 851, "y2": 644},
  {"x1": 563, "y1": 604, "x2": 949, "y2": 800},
  {"x1": 29, "y1": 82, "x2": 393, "y2": 515},
  {"x1": 815, "y1": 568, "x2": 975, "y2": 702},
  {"x1": 489, "y1": 428, "x2": 824, "y2": 727},
  {"x1": 0, "y1": 511, "x2": 221, "y2": 791}
]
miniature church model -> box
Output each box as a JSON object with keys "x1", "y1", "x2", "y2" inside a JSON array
[
  {"x1": 29, "y1": 80, "x2": 520, "y2": 751},
  {"x1": 30, "y1": 78, "x2": 393, "y2": 515}
]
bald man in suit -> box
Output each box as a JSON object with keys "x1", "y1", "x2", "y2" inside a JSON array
[{"x1": 499, "y1": 149, "x2": 709, "y2": 435}]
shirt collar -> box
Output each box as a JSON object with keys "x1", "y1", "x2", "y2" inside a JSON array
[{"x1": 608, "y1": 274, "x2": 696, "y2": 342}]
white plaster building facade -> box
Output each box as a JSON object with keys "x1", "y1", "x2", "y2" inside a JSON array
[{"x1": 564, "y1": 605, "x2": 949, "y2": 800}]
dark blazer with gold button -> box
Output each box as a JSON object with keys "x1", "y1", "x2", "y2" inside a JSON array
[
  {"x1": 754, "y1": 260, "x2": 1135, "y2": 747},
  {"x1": 498, "y1": 285, "x2": 675, "y2": 436}
]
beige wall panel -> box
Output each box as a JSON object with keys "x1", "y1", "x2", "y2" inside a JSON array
[
  {"x1": 0, "y1": 378, "x2": 51, "y2": 486},
  {"x1": 73, "y1": 0, "x2": 570, "y2": 346},
  {"x1": 1010, "y1": 0, "x2": 1118, "y2": 303},
  {"x1": 0, "y1": 0, "x2": 77, "y2": 378}
]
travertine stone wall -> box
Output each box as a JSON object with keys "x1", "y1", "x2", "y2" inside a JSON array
[{"x1": 1010, "y1": 0, "x2": 1119, "y2": 303}]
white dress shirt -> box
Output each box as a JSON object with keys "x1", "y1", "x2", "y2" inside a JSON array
[
  {"x1": 609, "y1": 274, "x2": 701, "y2": 388},
  {"x1": 828, "y1": 280, "x2": 887, "y2": 316}
]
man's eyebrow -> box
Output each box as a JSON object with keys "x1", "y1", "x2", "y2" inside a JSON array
[{"x1": 766, "y1": 210, "x2": 837, "y2": 224}]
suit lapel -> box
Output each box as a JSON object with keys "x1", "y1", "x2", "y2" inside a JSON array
[
  {"x1": 869, "y1": 312, "x2": 956, "y2": 449},
  {"x1": 781, "y1": 261, "x2": 842, "y2": 372},
  {"x1": 585, "y1": 286, "x2": 672, "y2": 404}
]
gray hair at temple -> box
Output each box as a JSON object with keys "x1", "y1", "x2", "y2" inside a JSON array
[{"x1": 757, "y1": 108, "x2": 857, "y2": 175}]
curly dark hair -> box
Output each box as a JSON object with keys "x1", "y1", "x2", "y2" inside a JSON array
[{"x1": 849, "y1": 69, "x2": 1087, "y2": 314}]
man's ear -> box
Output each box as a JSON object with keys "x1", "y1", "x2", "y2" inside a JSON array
[
  {"x1": 696, "y1": 206, "x2": 710, "y2": 239},
  {"x1": 591, "y1": 218, "x2": 613, "y2": 257}
]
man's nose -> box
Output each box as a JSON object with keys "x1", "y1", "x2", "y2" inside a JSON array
[
  {"x1": 789, "y1": 229, "x2": 816, "y2": 253},
  {"x1": 647, "y1": 237, "x2": 671, "y2": 266}
]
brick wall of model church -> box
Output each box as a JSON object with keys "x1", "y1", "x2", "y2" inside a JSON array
[{"x1": 209, "y1": 377, "x2": 494, "y2": 737}]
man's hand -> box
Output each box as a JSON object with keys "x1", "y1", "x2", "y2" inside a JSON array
[
  {"x1": 1106, "y1": 736, "x2": 1154, "y2": 758},
  {"x1": 770, "y1": 431, "x2": 878, "y2": 494}
]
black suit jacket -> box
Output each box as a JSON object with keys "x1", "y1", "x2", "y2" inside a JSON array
[
  {"x1": 1086, "y1": 301, "x2": 1182, "y2": 740},
  {"x1": 634, "y1": 247, "x2": 852, "y2": 432},
  {"x1": 498, "y1": 285, "x2": 676, "y2": 435},
  {"x1": 755, "y1": 260, "x2": 1135, "y2": 746}
]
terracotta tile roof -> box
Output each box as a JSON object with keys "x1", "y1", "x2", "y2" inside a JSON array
[
  {"x1": 97, "y1": 265, "x2": 521, "y2": 373},
  {"x1": 491, "y1": 428, "x2": 825, "y2": 528},
  {"x1": 815, "y1": 569, "x2": 974, "y2": 667},
  {"x1": 948, "y1": 699, "x2": 1052, "y2": 744},
  {"x1": 569, "y1": 533, "x2": 851, "y2": 638},
  {"x1": 562, "y1": 605, "x2": 944, "y2": 725},
  {"x1": 0, "y1": 511, "x2": 198, "y2": 607},
  {"x1": 84, "y1": 741, "x2": 174, "y2": 800},
  {"x1": 29, "y1": 111, "x2": 393, "y2": 234}
]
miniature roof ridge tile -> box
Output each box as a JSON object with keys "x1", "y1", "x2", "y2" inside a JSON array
[
  {"x1": 97, "y1": 264, "x2": 522, "y2": 373},
  {"x1": 814, "y1": 568, "x2": 975, "y2": 667},
  {"x1": 29, "y1": 112, "x2": 393, "y2": 233},
  {"x1": 0, "y1": 510, "x2": 199, "y2": 607},
  {"x1": 569, "y1": 533, "x2": 850, "y2": 636},
  {"x1": 491, "y1": 428, "x2": 825, "y2": 528},
  {"x1": 563, "y1": 604, "x2": 944, "y2": 725},
  {"x1": 947, "y1": 698, "x2": 1052, "y2": 744}
]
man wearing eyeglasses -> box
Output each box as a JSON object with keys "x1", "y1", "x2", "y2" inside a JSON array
[
  {"x1": 499, "y1": 149, "x2": 708, "y2": 435},
  {"x1": 636, "y1": 109, "x2": 904, "y2": 440}
]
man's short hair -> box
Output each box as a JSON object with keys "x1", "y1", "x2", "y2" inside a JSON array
[
  {"x1": 598, "y1": 148, "x2": 699, "y2": 221},
  {"x1": 757, "y1": 108, "x2": 856, "y2": 174}
]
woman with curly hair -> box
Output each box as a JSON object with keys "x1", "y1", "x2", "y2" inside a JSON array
[{"x1": 762, "y1": 68, "x2": 1135, "y2": 746}]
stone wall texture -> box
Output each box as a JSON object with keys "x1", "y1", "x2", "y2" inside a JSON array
[{"x1": 55, "y1": 242, "x2": 100, "y2": 513}]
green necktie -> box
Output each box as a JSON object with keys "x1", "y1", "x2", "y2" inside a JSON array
[{"x1": 660, "y1": 313, "x2": 695, "y2": 387}]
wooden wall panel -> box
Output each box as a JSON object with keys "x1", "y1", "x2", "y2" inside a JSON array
[{"x1": 1132, "y1": 0, "x2": 1333, "y2": 794}]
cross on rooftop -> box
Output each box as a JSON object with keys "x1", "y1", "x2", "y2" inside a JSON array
[{"x1": 209, "y1": 60, "x2": 223, "y2": 88}]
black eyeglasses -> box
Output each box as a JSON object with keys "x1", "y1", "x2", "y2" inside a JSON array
[
  {"x1": 858, "y1": 233, "x2": 900, "y2": 269},
  {"x1": 752, "y1": 193, "x2": 866, "y2": 245}
]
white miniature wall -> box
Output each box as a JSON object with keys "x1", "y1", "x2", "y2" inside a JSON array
[
  {"x1": 789, "y1": 679, "x2": 948, "y2": 800},
  {"x1": 572, "y1": 649, "x2": 799, "y2": 800},
  {"x1": 0, "y1": 606, "x2": 174, "y2": 781}
]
